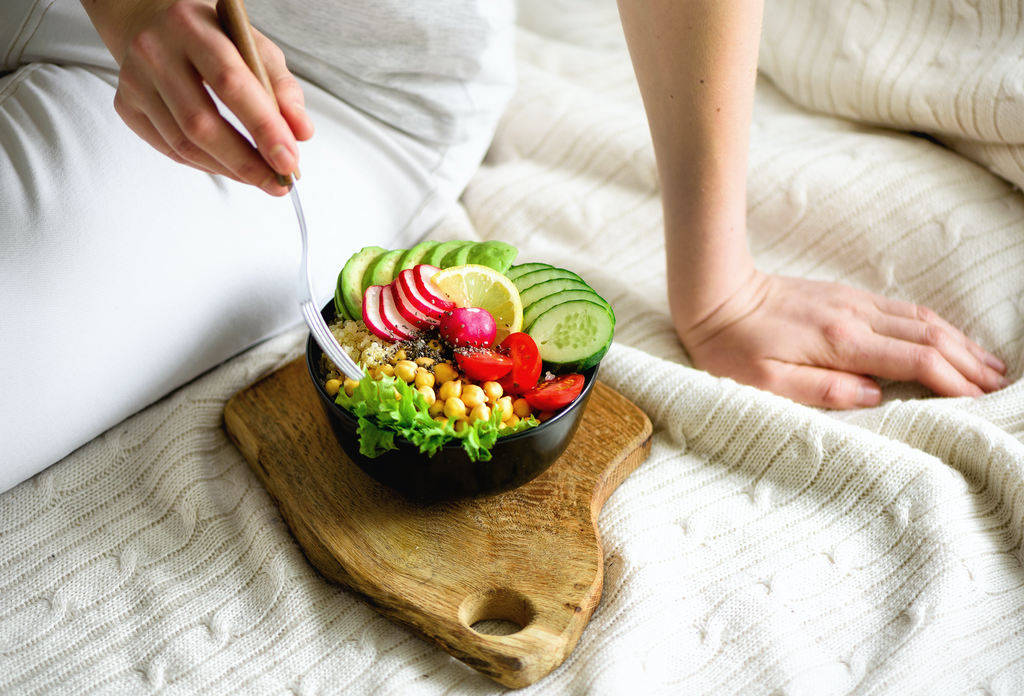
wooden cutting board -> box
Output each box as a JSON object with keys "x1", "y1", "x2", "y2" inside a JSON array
[{"x1": 223, "y1": 357, "x2": 652, "y2": 688}]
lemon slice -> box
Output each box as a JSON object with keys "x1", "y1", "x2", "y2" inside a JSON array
[{"x1": 431, "y1": 264, "x2": 523, "y2": 344}]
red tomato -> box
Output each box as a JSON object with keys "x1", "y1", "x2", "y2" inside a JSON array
[
  {"x1": 496, "y1": 333, "x2": 542, "y2": 394},
  {"x1": 523, "y1": 374, "x2": 585, "y2": 411},
  {"x1": 455, "y1": 350, "x2": 513, "y2": 381}
]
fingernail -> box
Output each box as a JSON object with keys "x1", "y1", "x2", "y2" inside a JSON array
[
  {"x1": 267, "y1": 143, "x2": 294, "y2": 174},
  {"x1": 260, "y1": 175, "x2": 283, "y2": 195},
  {"x1": 857, "y1": 382, "x2": 882, "y2": 406},
  {"x1": 998, "y1": 376, "x2": 1011, "y2": 389},
  {"x1": 986, "y1": 354, "x2": 1007, "y2": 372}
]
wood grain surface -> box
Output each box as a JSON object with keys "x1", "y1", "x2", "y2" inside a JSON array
[{"x1": 224, "y1": 358, "x2": 652, "y2": 688}]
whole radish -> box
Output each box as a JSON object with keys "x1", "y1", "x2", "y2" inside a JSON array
[{"x1": 438, "y1": 307, "x2": 497, "y2": 348}]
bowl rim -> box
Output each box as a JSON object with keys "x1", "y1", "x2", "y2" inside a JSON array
[{"x1": 304, "y1": 305, "x2": 600, "y2": 450}]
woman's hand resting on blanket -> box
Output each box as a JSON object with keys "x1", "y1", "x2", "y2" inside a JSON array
[
  {"x1": 80, "y1": 0, "x2": 313, "y2": 195},
  {"x1": 674, "y1": 270, "x2": 1010, "y2": 409}
]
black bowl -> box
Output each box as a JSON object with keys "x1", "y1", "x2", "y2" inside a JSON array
[{"x1": 305, "y1": 301, "x2": 599, "y2": 502}]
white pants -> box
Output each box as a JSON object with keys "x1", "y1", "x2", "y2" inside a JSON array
[{"x1": 0, "y1": 0, "x2": 515, "y2": 493}]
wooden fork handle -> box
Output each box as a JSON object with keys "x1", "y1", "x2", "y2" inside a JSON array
[{"x1": 216, "y1": 0, "x2": 292, "y2": 187}]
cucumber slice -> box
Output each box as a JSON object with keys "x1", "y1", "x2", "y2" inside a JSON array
[
  {"x1": 523, "y1": 289, "x2": 613, "y2": 330},
  {"x1": 527, "y1": 299, "x2": 615, "y2": 372},
  {"x1": 512, "y1": 267, "x2": 584, "y2": 294},
  {"x1": 340, "y1": 245, "x2": 387, "y2": 320},
  {"x1": 368, "y1": 248, "x2": 405, "y2": 287},
  {"x1": 397, "y1": 240, "x2": 440, "y2": 272},
  {"x1": 425, "y1": 240, "x2": 469, "y2": 267},
  {"x1": 441, "y1": 241, "x2": 475, "y2": 268},
  {"x1": 505, "y1": 262, "x2": 552, "y2": 282},
  {"x1": 466, "y1": 240, "x2": 518, "y2": 274},
  {"x1": 519, "y1": 278, "x2": 595, "y2": 308}
]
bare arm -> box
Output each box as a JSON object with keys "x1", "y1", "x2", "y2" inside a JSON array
[
  {"x1": 80, "y1": 0, "x2": 313, "y2": 195},
  {"x1": 617, "y1": 0, "x2": 760, "y2": 330},
  {"x1": 617, "y1": 0, "x2": 1008, "y2": 407}
]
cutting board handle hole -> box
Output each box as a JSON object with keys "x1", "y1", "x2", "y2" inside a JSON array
[{"x1": 460, "y1": 589, "x2": 534, "y2": 636}]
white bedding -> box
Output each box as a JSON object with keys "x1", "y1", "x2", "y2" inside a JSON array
[{"x1": 2, "y1": 1, "x2": 1023, "y2": 693}]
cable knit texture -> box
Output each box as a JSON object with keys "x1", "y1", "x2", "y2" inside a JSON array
[{"x1": 2, "y1": 0, "x2": 1023, "y2": 693}]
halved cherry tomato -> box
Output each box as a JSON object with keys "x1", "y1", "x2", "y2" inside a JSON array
[
  {"x1": 455, "y1": 350, "x2": 513, "y2": 381},
  {"x1": 523, "y1": 374, "x2": 585, "y2": 411},
  {"x1": 496, "y1": 333, "x2": 542, "y2": 394}
]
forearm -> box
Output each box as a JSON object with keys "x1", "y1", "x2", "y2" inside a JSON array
[{"x1": 616, "y1": 0, "x2": 762, "y2": 331}]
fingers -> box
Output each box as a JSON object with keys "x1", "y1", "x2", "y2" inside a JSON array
[
  {"x1": 178, "y1": 10, "x2": 298, "y2": 187},
  {"x1": 868, "y1": 314, "x2": 1010, "y2": 393},
  {"x1": 254, "y1": 28, "x2": 314, "y2": 142},
  {"x1": 115, "y1": 74, "x2": 245, "y2": 183},
  {"x1": 113, "y1": 0, "x2": 303, "y2": 195},
  {"x1": 758, "y1": 362, "x2": 882, "y2": 410},
  {"x1": 836, "y1": 333, "x2": 986, "y2": 397},
  {"x1": 873, "y1": 297, "x2": 1007, "y2": 374}
]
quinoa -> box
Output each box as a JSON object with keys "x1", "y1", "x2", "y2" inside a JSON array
[{"x1": 319, "y1": 318, "x2": 394, "y2": 382}]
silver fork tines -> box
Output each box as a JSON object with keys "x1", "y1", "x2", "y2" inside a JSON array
[{"x1": 292, "y1": 183, "x2": 365, "y2": 382}]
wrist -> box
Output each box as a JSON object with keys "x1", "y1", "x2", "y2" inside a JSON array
[
  {"x1": 81, "y1": 0, "x2": 214, "y2": 64},
  {"x1": 664, "y1": 216, "x2": 757, "y2": 330}
]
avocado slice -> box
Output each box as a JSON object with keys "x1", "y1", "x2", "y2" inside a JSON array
[
  {"x1": 466, "y1": 240, "x2": 518, "y2": 274},
  {"x1": 397, "y1": 240, "x2": 440, "y2": 272},
  {"x1": 334, "y1": 280, "x2": 353, "y2": 321},
  {"x1": 368, "y1": 248, "x2": 405, "y2": 288},
  {"x1": 441, "y1": 241, "x2": 476, "y2": 268},
  {"x1": 425, "y1": 240, "x2": 469, "y2": 267},
  {"x1": 340, "y1": 246, "x2": 386, "y2": 320}
]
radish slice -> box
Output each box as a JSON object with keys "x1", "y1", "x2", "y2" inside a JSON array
[
  {"x1": 392, "y1": 278, "x2": 437, "y2": 329},
  {"x1": 379, "y1": 284, "x2": 419, "y2": 340},
  {"x1": 362, "y1": 285, "x2": 394, "y2": 342},
  {"x1": 412, "y1": 264, "x2": 456, "y2": 311},
  {"x1": 397, "y1": 268, "x2": 445, "y2": 321}
]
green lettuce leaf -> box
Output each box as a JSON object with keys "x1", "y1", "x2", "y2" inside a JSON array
[{"x1": 334, "y1": 373, "x2": 539, "y2": 461}]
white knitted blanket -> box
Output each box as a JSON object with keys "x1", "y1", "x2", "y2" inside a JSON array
[{"x1": 3, "y1": 1, "x2": 1023, "y2": 693}]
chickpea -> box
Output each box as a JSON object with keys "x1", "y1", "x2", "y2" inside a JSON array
[
  {"x1": 417, "y1": 385, "x2": 436, "y2": 406},
  {"x1": 325, "y1": 379, "x2": 342, "y2": 396},
  {"x1": 467, "y1": 403, "x2": 491, "y2": 424},
  {"x1": 512, "y1": 397, "x2": 532, "y2": 419},
  {"x1": 494, "y1": 396, "x2": 514, "y2": 421},
  {"x1": 482, "y1": 381, "x2": 503, "y2": 403},
  {"x1": 462, "y1": 384, "x2": 486, "y2": 409},
  {"x1": 415, "y1": 356, "x2": 435, "y2": 367},
  {"x1": 428, "y1": 399, "x2": 445, "y2": 417},
  {"x1": 438, "y1": 379, "x2": 462, "y2": 401},
  {"x1": 505, "y1": 413, "x2": 521, "y2": 428},
  {"x1": 434, "y1": 362, "x2": 458, "y2": 385},
  {"x1": 453, "y1": 418, "x2": 470, "y2": 433},
  {"x1": 433, "y1": 415, "x2": 450, "y2": 427},
  {"x1": 394, "y1": 360, "x2": 418, "y2": 383},
  {"x1": 378, "y1": 363, "x2": 395, "y2": 378},
  {"x1": 343, "y1": 378, "x2": 360, "y2": 397},
  {"x1": 393, "y1": 348, "x2": 407, "y2": 362},
  {"x1": 537, "y1": 410, "x2": 555, "y2": 422},
  {"x1": 414, "y1": 368, "x2": 435, "y2": 390},
  {"x1": 444, "y1": 397, "x2": 467, "y2": 420}
]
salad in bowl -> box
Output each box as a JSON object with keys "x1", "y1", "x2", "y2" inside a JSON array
[{"x1": 308, "y1": 239, "x2": 615, "y2": 500}]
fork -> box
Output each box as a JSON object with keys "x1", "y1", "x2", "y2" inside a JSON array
[
  {"x1": 290, "y1": 182, "x2": 366, "y2": 381},
  {"x1": 217, "y1": 0, "x2": 365, "y2": 382}
]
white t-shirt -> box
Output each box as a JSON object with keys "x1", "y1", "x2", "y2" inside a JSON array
[
  {"x1": 247, "y1": 0, "x2": 515, "y2": 146},
  {"x1": 1, "y1": 0, "x2": 515, "y2": 147}
]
